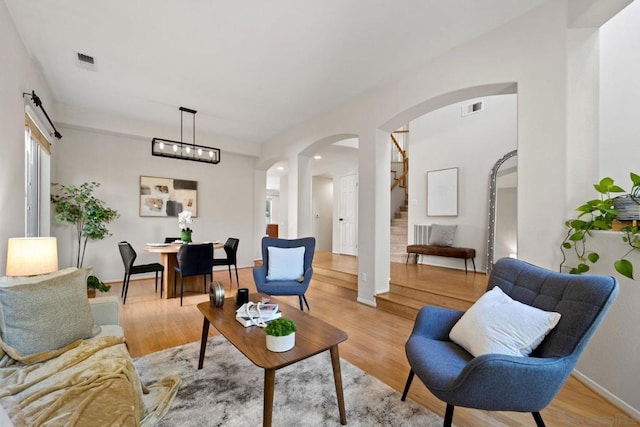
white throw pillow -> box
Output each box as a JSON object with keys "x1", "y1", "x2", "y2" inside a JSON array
[
  {"x1": 266, "y1": 246, "x2": 305, "y2": 281},
  {"x1": 449, "y1": 287, "x2": 561, "y2": 357}
]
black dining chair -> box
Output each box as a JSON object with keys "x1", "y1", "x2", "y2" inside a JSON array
[
  {"x1": 174, "y1": 243, "x2": 213, "y2": 306},
  {"x1": 212, "y1": 238, "x2": 240, "y2": 287},
  {"x1": 164, "y1": 237, "x2": 180, "y2": 243},
  {"x1": 118, "y1": 241, "x2": 165, "y2": 304}
]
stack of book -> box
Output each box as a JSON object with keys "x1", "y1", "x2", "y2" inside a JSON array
[{"x1": 235, "y1": 303, "x2": 281, "y2": 327}]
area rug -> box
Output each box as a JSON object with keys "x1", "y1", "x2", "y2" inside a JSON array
[{"x1": 133, "y1": 335, "x2": 442, "y2": 426}]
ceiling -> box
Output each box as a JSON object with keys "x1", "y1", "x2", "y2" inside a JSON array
[{"x1": 5, "y1": 0, "x2": 547, "y2": 145}]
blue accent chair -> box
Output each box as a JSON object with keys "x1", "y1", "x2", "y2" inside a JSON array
[
  {"x1": 253, "y1": 237, "x2": 316, "y2": 311},
  {"x1": 402, "y1": 257, "x2": 618, "y2": 427}
]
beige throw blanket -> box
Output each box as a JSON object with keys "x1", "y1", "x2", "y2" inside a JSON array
[{"x1": 0, "y1": 336, "x2": 179, "y2": 426}]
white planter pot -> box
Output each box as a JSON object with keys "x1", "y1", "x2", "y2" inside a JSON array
[{"x1": 266, "y1": 332, "x2": 295, "y2": 352}]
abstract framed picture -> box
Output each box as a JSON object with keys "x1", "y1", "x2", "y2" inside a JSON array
[
  {"x1": 427, "y1": 167, "x2": 458, "y2": 216},
  {"x1": 139, "y1": 176, "x2": 198, "y2": 217}
]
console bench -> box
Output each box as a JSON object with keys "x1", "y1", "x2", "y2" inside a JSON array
[{"x1": 406, "y1": 244, "x2": 476, "y2": 274}]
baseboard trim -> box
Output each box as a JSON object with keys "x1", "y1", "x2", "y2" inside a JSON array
[
  {"x1": 357, "y1": 296, "x2": 376, "y2": 307},
  {"x1": 572, "y1": 369, "x2": 640, "y2": 421}
]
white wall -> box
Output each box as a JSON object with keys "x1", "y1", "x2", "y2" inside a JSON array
[
  {"x1": 51, "y1": 127, "x2": 256, "y2": 283},
  {"x1": 571, "y1": 1, "x2": 640, "y2": 418},
  {"x1": 599, "y1": 0, "x2": 640, "y2": 185},
  {"x1": 258, "y1": 0, "x2": 573, "y2": 304},
  {"x1": 0, "y1": 0, "x2": 54, "y2": 274},
  {"x1": 408, "y1": 94, "x2": 517, "y2": 271},
  {"x1": 572, "y1": 233, "x2": 640, "y2": 418}
]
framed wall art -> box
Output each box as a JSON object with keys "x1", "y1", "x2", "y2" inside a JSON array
[
  {"x1": 139, "y1": 176, "x2": 198, "y2": 217},
  {"x1": 427, "y1": 167, "x2": 458, "y2": 216}
]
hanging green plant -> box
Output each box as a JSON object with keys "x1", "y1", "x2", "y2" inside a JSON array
[{"x1": 560, "y1": 173, "x2": 640, "y2": 279}]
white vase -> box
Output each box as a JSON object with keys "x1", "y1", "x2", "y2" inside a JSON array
[{"x1": 266, "y1": 332, "x2": 295, "y2": 352}]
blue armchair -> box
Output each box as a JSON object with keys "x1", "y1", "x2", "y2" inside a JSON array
[
  {"x1": 253, "y1": 237, "x2": 316, "y2": 310},
  {"x1": 402, "y1": 257, "x2": 618, "y2": 427}
]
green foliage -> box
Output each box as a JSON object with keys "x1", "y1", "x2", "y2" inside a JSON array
[
  {"x1": 51, "y1": 182, "x2": 119, "y2": 291},
  {"x1": 86, "y1": 275, "x2": 111, "y2": 292},
  {"x1": 264, "y1": 317, "x2": 296, "y2": 337},
  {"x1": 561, "y1": 174, "x2": 640, "y2": 280}
]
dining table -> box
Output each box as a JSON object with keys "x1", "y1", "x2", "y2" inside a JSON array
[{"x1": 144, "y1": 241, "x2": 224, "y2": 299}]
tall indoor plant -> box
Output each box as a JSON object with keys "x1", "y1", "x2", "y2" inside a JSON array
[
  {"x1": 560, "y1": 173, "x2": 640, "y2": 279},
  {"x1": 51, "y1": 181, "x2": 119, "y2": 292}
]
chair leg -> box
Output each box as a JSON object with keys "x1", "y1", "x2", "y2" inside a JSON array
[
  {"x1": 160, "y1": 270, "x2": 164, "y2": 298},
  {"x1": 298, "y1": 296, "x2": 303, "y2": 310},
  {"x1": 401, "y1": 370, "x2": 414, "y2": 401},
  {"x1": 180, "y1": 276, "x2": 184, "y2": 306},
  {"x1": 174, "y1": 273, "x2": 178, "y2": 303},
  {"x1": 234, "y1": 264, "x2": 239, "y2": 287},
  {"x1": 121, "y1": 273, "x2": 127, "y2": 298},
  {"x1": 302, "y1": 295, "x2": 310, "y2": 311},
  {"x1": 154, "y1": 271, "x2": 159, "y2": 293},
  {"x1": 203, "y1": 274, "x2": 207, "y2": 293},
  {"x1": 472, "y1": 257, "x2": 477, "y2": 273},
  {"x1": 464, "y1": 258, "x2": 468, "y2": 275},
  {"x1": 123, "y1": 274, "x2": 131, "y2": 304},
  {"x1": 532, "y1": 412, "x2": 546, "y2": 427},
  {"x1": 227, "y1": 265, "x2": 232, "y2": 284},
  {"x1": 443, "y1": 404, "x2": 455, "y2": 427}
]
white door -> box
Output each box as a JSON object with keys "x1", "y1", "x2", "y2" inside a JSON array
[{"x1": 339, "y1": 174, "x2": 357, "y2": 255}]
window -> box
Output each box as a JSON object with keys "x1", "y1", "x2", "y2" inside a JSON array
[{"x1": 24, "y1": 111, "x2": 51, "y2": 237}]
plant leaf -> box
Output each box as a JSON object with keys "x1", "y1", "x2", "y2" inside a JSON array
[
  {"x1": 614, "y1": 259, "x2": 634, "y2": 279},
  {"x1": 562, "y1": 242, "x2": 572, "y2": 249},
  {"x1": 577, "y1": 263, "x2": 590, "y2": 273},
  {"x1": 587, "y1": 252, "x2": 599, "y2": 263},
  {"x1": 569, "y1": 232, "x2": 584, "y2": 241},
  {"x1": 631, "y1": 172, "x2": 640, "y2": 186}
]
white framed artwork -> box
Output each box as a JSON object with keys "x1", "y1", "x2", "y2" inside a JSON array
[{"x1": 427, "y1": 167, "x2": 458, "y2": 216}]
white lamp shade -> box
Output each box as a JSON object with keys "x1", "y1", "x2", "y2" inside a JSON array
[{"x1": 6, "y1": 237, "x2": 58, "y2": 276}]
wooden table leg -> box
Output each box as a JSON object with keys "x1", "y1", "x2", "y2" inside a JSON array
[
  {"x1": 264, "y1": 368, "x2": 276, "y2": 427},
  {"x1": 198, "y1": 317, "x2": 210, "y2": 369},
  {"x1": 330, "y1": 345, "x2": 347, "y2": 425}
]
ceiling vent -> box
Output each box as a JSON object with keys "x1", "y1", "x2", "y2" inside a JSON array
[
  {"x1": 75, "y1": 51, "x2": 97, "y2": 71},
  {"x1": 461, "y1": 100, "x2": 484, "y2": 117}
]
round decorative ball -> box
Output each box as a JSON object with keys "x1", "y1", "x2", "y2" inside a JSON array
[{"x1": 209, "y1": 281, "x2": 225, "y2": 307}]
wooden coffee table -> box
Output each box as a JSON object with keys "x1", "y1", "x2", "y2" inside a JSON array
[{"x1": 197, "y1": 295, "x2": 348, "y2": 426}]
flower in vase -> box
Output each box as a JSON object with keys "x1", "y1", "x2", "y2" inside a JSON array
[{"x1": 178, "y1": 210, "x2": 193, "y2": 231}]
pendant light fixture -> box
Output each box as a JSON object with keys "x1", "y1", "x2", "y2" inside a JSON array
[{"x1": 151, "y1": 107, "x2": 220, "y2": 164}]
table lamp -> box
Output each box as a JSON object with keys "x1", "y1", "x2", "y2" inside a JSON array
[{"x1": 5, "y1": 237, "x2": 58, "y2": 276}]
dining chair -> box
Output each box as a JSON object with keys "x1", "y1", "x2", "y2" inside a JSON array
[
  {"x1": 253, "y1": 236, "x2": 315, "y2": 311},
  {"x1": 174, "y1": 243, "x2": 213, "y2": 306},
  {"x1": 212, "y1": 238, "x2": 240, "y2": 287},
  {"x1": 118, "y1": 241, "x2": 165, "y2": 304},
  {"x1": 164, "y1": 237, "x2": 180, "y2": 243}
]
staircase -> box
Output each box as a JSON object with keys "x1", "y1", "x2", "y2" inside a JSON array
[
  {"x1": 390, "y1": 200, "x2": 408, "y2": 263},
  {"x1": 390, "y1": 128, "x2": 409, "y2": 264}
]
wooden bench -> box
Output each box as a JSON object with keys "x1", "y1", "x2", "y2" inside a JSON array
[{"x1": 406, "y1": 245, "x2": 476, "y2": 274}]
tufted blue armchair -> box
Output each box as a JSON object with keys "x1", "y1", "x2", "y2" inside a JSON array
[
  {"x1": 402, "y1": 257, "x2": 618, "y2": 427},
  {"x1": 253, "y1": 237, "x2": 316, "y2": 311}
]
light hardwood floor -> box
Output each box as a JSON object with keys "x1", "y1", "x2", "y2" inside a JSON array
[{"x1": 108, "y1": 255, "x2": 637, "y2": 427}]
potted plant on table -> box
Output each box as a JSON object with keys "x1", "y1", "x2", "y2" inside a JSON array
[
  {"x1": 178, "y1": 210, "x2": 193, "y2": 243},
  {"x1": 560, "y1": 173, "x2": 640, "y2": 279},
  {"x1": 51, "y1": 181, "x2": 119, "y2": 296},
  {"x1": 264, "y1": 317, "x2": 296, "y2": 352}
]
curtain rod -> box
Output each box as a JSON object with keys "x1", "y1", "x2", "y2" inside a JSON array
[{"x1": 22, "y1": 90, "x2": 62, "y2": 139}]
